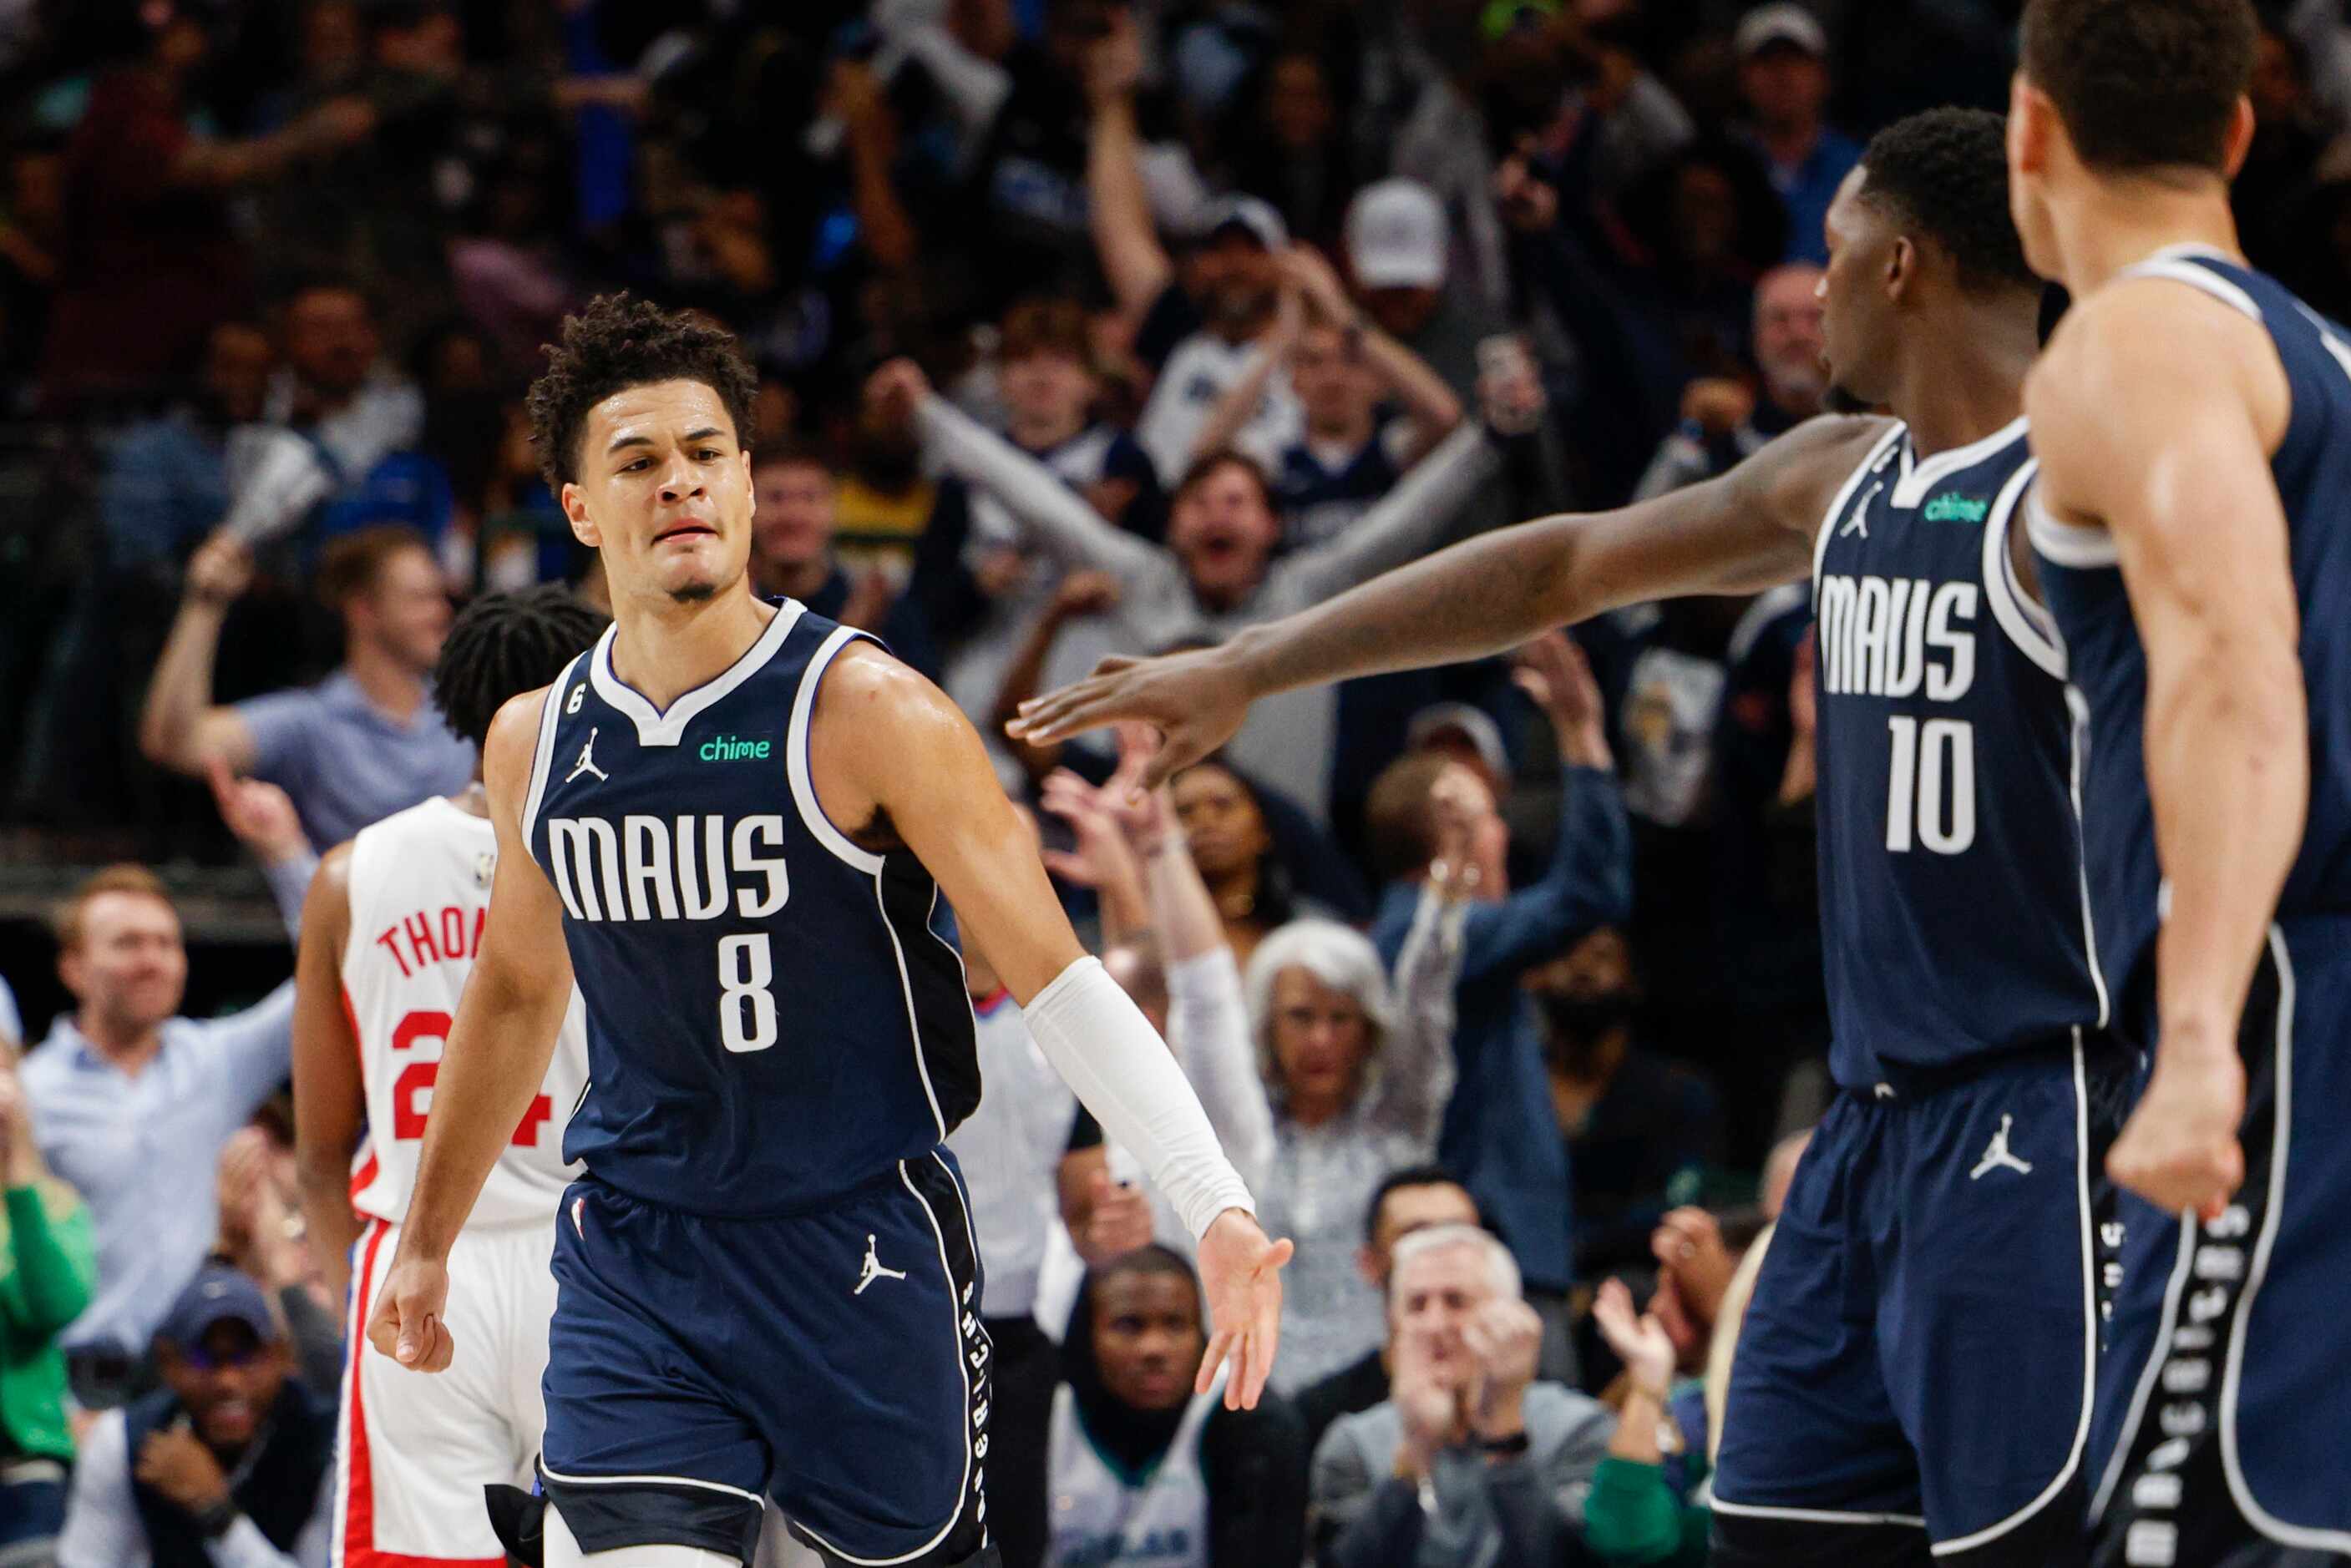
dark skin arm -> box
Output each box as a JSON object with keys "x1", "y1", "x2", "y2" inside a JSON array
[
  {"x1": 1013, "y1": 415, "x2": 1890, "y2": 785},
  {"x1": 292, "y1": 843, "x2": 365, "y2": 1304}
]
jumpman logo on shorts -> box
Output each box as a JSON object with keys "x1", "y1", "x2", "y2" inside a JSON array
[
  {"x1": 565, "y1": 727, "x2": 609, "y2": 784},
  {"x1": 854, "y1": 1234, "x2": 908, "y2": 1296},
  {"x1": 1969, "y1": 1114, "x2": 2034, "y2": 1180}
]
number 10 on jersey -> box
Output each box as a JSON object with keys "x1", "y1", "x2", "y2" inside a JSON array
[
  {"x1": 1885, "y1": 716, "x2": 1976, "y2": 855},
  {"x1": 718, "y1": 933, "x2": 779, "y2": 1052}
]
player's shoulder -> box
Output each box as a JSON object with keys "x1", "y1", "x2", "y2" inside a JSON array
[
  {"x1": 810, "y1": 639, "x2": 983, "y2": 776},
  {"x1": 2030, "y1": 279, "x2": 2285, "y2": 450},
  {"x1": 1737, "y1": 412, "x2": 1901, "y2": 529},
  {"x1": 815, "y1": 638, "x2": 949, "y2": 720}
]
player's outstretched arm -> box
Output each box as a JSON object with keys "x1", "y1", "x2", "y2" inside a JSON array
[
  {"x1": 1011, "y1": 414, "x2": 1889, "y2": 786},
  {"x1": 291, "y1": 843, "x2": 364, "y2": 1304},
  {"x1": 808, "y1": 645, "x2": 1294, "y2": 1409},
  {"x1": 366, "y1": 689, "x2": 578, "y2": 1373},
  {"x1": 2029, "y1": 286, "x2": 2308, "y2": 1221}
]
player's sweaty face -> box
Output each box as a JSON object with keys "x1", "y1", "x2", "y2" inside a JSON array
[
  {"x1": 1818, "y1": 164, "x2": 1895, "y2": 406},
  {"x1": 571, "y1": 380, "x2": 752, "y2": 606}
]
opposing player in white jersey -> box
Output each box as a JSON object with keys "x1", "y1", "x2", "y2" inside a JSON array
[{"x1": 293, "y1": 586, "x2": 607, "y2": 1567}]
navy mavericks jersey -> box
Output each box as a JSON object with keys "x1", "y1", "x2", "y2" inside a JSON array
[
  {"x1": 521, "y1": 600, "x2": 980, "y2": 1215},
  {"x1": 2031, "y1": 247, "x2": 2351, "y2": 1044},
  {"x1": 1812, "y1": 417, "x2": 2105, "y2": 1085}
]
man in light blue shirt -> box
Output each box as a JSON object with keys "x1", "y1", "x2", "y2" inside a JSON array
[
  {"x1": 22, "y1": 867, "x2": 300, "y2": 1400},
  {"x1": 139, "y1": 524, "x2": 473, "y2": 852}
]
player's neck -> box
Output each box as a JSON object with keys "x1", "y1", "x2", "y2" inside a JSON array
[
  {"x1": 344, "y1": 641, "x2": 427, "y2": 723},
  {"x1": 1887, "y1": 310, "x2": 2034, "y2": 460},
  {"x1": 609, "y1": 585, "x2": 776, "y2": 711},
  {"x1": 2050, "y1": 180, "x2": 2241, "y2": 296}
]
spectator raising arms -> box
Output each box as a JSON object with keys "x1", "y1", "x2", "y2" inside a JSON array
[
  {"x1": 21, "y1": 867, "x2": 300, "y2": 1408},
  {"x1": 139, "y1": 525, "x2": 472, "y2": 851}
]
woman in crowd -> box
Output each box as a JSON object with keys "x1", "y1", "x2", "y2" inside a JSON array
[
  {"x1": 0, "y1": 1035, "x2": 94, "y2": 1563},
  {"x1": 1168, "y1": 757, "x2": 1306, "y2": 973},
  {"x1": 1242, "y1": 846, "x2": 1467, "y2": 1391},
  {"x1": 1046, "y1": 1247, "x2": 1306, "y2": 1568}
]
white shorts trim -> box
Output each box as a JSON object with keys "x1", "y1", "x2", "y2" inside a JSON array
[
  {"x1": 1710, "y1": 1496, "x2": 1928, "y2": 1530},
  {"x1": 536, "y1": 1462, "x2": 767, "y2": 1509}
]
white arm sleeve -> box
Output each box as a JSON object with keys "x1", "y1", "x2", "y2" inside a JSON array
[
  {"x1": 1024, "y1": 956, "x2": 1256, "y2": 1241},
  {"x1": 1165, "y1": 949, "x2": 1274, "y2": 1196}
]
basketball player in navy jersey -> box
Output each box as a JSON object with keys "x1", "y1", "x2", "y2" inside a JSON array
[
  {"x1": 1017, "y1": 110, "x2": 2124, "y2": 1566},
  {"x1": 2013, "y1": 1, "x2": 2351, "y2": 1559},
  {"x1": 361, "y1": 296, "x2": 1292, "y2": 1568}
]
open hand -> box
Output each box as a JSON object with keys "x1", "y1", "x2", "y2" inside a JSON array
[
  {"x1": 1194, "y1": 1209, "x2": 1294, "y2": 1409},
  {"x1": 206, "y1": 759, "x2": 309, "y2": 865},
  {"x1": 1010, "y1": 647, "x2": 1253, "y2": 787},
  {"x1": 1593, "y1": 1277, "x2": 1677, "y2": 1394}
]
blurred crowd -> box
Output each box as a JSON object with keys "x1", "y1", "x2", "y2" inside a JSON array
[{"x1": 0, "y1": 0, "x2": 2347, "y2": 1564}]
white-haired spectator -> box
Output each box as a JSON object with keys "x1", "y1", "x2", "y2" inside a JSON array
[
  {"x1": 1310, "y1": 1223, "x2": 1615, "y2": 1568},
  {"x1": 1243, "y1": 889, "x2": 1462, "y2": 1392}
]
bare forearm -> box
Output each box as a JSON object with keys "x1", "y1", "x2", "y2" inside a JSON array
[
  {"x1": 845, "y1": 114, "x2": 919, "y2": 272},
  {"x1": 140, "y1": 600, "x2": 226, "y2": 767},
  {"x1": 1362, "y1": 328, "x2": 1461, "y2": 445},
  {"x1": 991, "y1": 609, "x2": 1074, "y2": 738},
  {"x1": 1235, "y1": 518, "x2": 1584, "y2": 698},
  {"x1": 296, "y1": 1171, "x2": 360, "y2": 1302},
  {"x1": 2145, "y1": 642, "x2": 2308, "y2": 1050},
  {"x1": 402, "y1": 978, "x2": 566, "y2": 1257},
  {"x1": 1191, "y1": 337, "x2": 1290, "y2": 465},
  {"x1": 1143, "y1": 837, "x2": 1224, "y2": 962},
  {"x1": 1096, "y1": 847, "x2": 1153, "y2": 945},
  {"x1": 1087, "y1": 96, "x2": 1170, "y2": 315},
  {"x1": 1607, "y1": 1389, "x2": 1666, "y2": 1464}
]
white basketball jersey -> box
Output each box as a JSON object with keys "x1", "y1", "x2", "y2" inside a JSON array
[
  {"x1": 342, "y1": 796, "x2": 587, "y2": 1227},
  {"x1": 1045, "y1": 1378, "x2": 1219, "y2": 1568}
]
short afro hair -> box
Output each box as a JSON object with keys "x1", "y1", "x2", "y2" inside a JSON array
[
  {"x1": 431, "y1": 585, "x2": 608, "y2": 751},
  {"x1": 1857, "y1": 109, "x2": 2036, "y2": 294},
  {"x1": 525, "y1": 294, "x2": 759, "y2": 491},
  {"x1": 2022, "y1": 0, "x2": 2256, "y2": 177}
]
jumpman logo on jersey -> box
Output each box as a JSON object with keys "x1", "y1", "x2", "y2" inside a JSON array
[
  {"x1": 854, "y1": 1234, "x2": 908, "y2": 1296},
  {"x1": 1969, "y1": 1115, "x2": 2034, "y2": 1180},
  {"x1": 565, "y1": 727, "x2": 609, "y2": 784},
  {"x1": 1841, "y1": 481, "x2": 1884, "y2": 538}
]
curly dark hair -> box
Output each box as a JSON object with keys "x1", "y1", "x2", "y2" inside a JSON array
[
  {"x1": 2022, "y1": 0, "x2": 2256, "y2": 176},
  {"x1": 524, "y1": 293, "x2": 760, "y2": 491},
  {"x1": 431, "y1": 585, "x2": 609, "y2": 751},
  {"x1": 1858, "y1": 109, "x2": 2037, "y2": 295}
]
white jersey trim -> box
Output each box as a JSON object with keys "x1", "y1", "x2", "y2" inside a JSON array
[
  {"x1": 2063, "y1": 689, "x2": 2113, "y2": 1030},
  {"x1": 1811, "y1": 421, "x2": 1910, "y2": 600},
  {"x1": 785, "y1": 625, "x2": 887, "y2": 875},
  {"x1": 1928, "y1": 1029, "x2": 2098, "y2": 1556},
  {"x1": 588, "y1": 600, "x2": 805, "y2": 749},
  {"x1": 2219, "y1": 928, "x2": 2351, "y2": 1551},
  {"x1": 1889, "y1": 415, "x2": 2029, "y2": 510},
  {"x1": 2024, "y1": 488, "x2": 2121, "y2": 570},
  {"x1": 520, "y1": 657, "x2": 580, "y2": 863},
  {"x1": 2117, "y1": 252, "x2": 2263, "y2": 323},
  {"x1": 1979, "y1": 458, "x2": 2066, "y2": 682}
]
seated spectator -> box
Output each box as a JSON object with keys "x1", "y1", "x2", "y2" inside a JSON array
[
  {"x1": 1244, "y1": 907, "x2": 1461, "y2": 1393},
  {"x1": 55, "y1": 1264, "x2": 336, "y2": 1568},
  {"x1": 1529, "y1": 927, "x2": 1727, "y2": 1277},
  {"x1": 22, "y1": 867, "x2": 299, "y2": 1407},
  {"x1": 100, "y1": 318, "x2": 276, "y2": 572},
  {"x1": 1630, "y1": 262, "x2": 1827, "y2": 503},
  {"x1": 1365, "y1": 635, "x2": 1630, "y2": 1363},
  {"x1": 1294, "y1": 1167, "x2": 1482, "y2": 1463},
  {"x1": 1190, "y1": 245, "x2": 1461, "y2": 549},
  {"x1": 0, "y1": 1032, "x2": 94, "y2": 1565},
  {"x1": 898, "y1": 357, "x2": 1501, "y2": 817},
  {"x1": 1310, "y1": 1224, "x2": 1614, "y2": 1568},
  {"x1": 140, "y1": 525, "x2": 473, "y2": 851},
  {"x1": 747, "y1": 445, "x2": 937, "y2": 675},
  {"x1": 1584, "y1": 1277, "x2": 1707, "y2": 1567},
  {"x1": 1731, "y1": 6, "x2": 1861, "y2": 269},
  {"x1": 1046, "y1": 1247, "x2": 1306, "y2": 1568},
  {"x1": 213, "y1": 1125, "x2": 342, "y2": 1399}
]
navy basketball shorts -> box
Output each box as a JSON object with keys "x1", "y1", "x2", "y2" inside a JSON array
[
  {"x1": 2090, "y1": 919, "x2": 2351, "y2": 1568},
  {"x1": 1712, "y1": 1033, "x2": 2136, "y2": 1567},
  {"x1": 538, "y1": 1150, "x2": 992, "y2": 1566}
]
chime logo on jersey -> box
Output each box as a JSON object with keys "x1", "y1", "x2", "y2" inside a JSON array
[
  {"x1": 543, "y1": 812, "x2": 789, "y2": 923},
  {"x1": 1923, "y1": 493, "x2": 1989, "y2": 524}
]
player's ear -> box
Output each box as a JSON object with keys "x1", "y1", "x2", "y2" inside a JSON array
[
  {"x1": 1884, "y1": 235, "x2": 1916, "y2": 304},
  {"x1": 2008, "y1": 76, "x2": 2054, "y2": 180},
  {"x1": 2221, "y1": 96, "x2": 2256, "y2": 181},
  {"x1": 560, "y1": 483, "x2": 601, "y2": 549}
]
